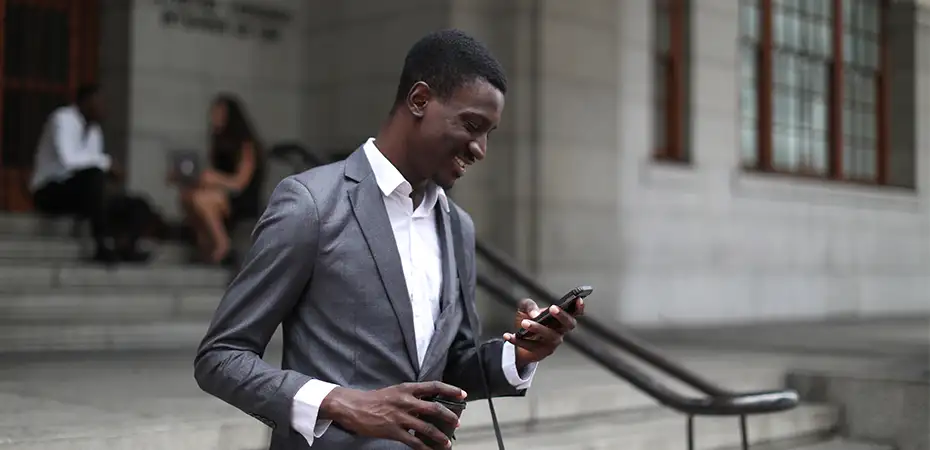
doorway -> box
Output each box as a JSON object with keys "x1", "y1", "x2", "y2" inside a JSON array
[{"x1": 0, "y1": 0, "x2": 99, "y2": 212}]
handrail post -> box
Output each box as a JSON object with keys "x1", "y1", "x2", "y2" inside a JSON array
[
  {"x1": 687, "y1": 415, "x2": 695, "y2": 450},
  {"x1": 740, "y1": 415, "x2": 749, "y2": 450}
]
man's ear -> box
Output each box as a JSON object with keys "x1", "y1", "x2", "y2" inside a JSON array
[{"x1": 407, "y1": 81, "x2": 432, "y2": 118}]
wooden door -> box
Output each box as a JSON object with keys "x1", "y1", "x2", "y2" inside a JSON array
[{"x1": 0, "y1": 0, "x2": 98, "y2": 212}]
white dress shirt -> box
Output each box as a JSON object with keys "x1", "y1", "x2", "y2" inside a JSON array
[
  {"x1": 290, "y1": 138, "x2": 537, "y2": 446},
  {"x1": 30, "y1": 105, "x2": 110, "y2": 191}
]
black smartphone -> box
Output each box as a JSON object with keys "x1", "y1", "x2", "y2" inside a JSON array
[{"x1": 515, "y1": 285, "x2": 592, "y2": 338}]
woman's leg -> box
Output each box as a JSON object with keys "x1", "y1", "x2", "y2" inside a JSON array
[
  {"x1": 190, "y1": 188, "x2": 231, "y2": 264},
  {"x1": 179, "y1": 188, "x2": 212, "y2": 261}
]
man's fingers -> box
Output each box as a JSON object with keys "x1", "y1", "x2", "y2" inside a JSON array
[
  {"x1": 408, "y1": 381, "x2": 466, "y2": 400},
  {"x1": 505, "y1": 334, "x2": 547, "y2": 352},
  {"x1": 519, "y1": 318, "x2": 562, "y2": 344},
  {"x1": 410, "y1": 399, "x2": 460, "y2": 426},
  {"x1": 549, "y1": 305, "x2": 577, "y2": 331},
  {"x1": 402, "y1": 416, "x2": 450, "y2": 449},
  {"x1": 392, "y1": 426, "x2": 436, "y2": 450},
  {"x1": 575, "y1": 298, "x2": 586, "y2": 317},
  {"x1": 517, "y1": 298, "x2": 540, "y2": 317}
]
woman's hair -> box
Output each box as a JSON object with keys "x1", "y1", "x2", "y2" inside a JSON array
[{"x1": 211, "y1": 93, "x2": 260, "y2": 152}]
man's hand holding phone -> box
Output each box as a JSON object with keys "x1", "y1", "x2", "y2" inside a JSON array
[{"x1": 502, "y1": 286, "x2": 590, "y2": 369}]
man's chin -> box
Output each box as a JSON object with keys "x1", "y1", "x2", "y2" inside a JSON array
[{"x1": 433, "y1": 175, "x2": 457, "y2": 191}]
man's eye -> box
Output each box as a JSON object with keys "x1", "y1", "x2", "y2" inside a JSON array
[{"x1": 465, "y1": 121, "x2": 479, "y2": 132}]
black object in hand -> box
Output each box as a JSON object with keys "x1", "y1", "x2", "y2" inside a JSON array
[{"x1": 416, "y1": 395, "x2": 466, "y2": 447}]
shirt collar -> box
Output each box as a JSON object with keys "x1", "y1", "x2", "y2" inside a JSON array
[{"x1": 362, "y1": 137, "x2": 449, "y2": 213}]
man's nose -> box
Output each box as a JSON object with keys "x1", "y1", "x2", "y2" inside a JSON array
[{"x1": 468, "y1": 140, "x2": 486, "y2": 161}]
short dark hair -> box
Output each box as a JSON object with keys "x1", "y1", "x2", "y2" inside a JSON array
[
  {"x1": 393, "y1": 29, "x2": 507, "y2": 107},
  {"x1": 75, "y1": 83, "x2": 100, "y2": 105}
]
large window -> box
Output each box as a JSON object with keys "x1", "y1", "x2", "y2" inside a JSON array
[
  {"x1": 654, "y1": 0, "x2": 690, "y2": 162},
  {"x1": 740, "y1": 0, "x2": 888, "y2": 183}
]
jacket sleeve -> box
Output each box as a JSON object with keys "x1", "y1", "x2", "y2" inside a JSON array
[{"x1": 193, "y1": 176, "x2": 319, "y2": 438}]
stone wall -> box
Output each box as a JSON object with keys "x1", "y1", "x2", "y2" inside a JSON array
[
  {"x1": 104, "y1": 0, "x2": 930, "y2": 326},
  {"x1": 610, "y1": 0, "x2": 930, "y2": 325},
  {"x1": 108, "y1": 0, "x2": 315, "y2": 218}
]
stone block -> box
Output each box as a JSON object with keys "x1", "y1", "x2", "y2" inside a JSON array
[{"x1": 539, "y1": 81, "x2": 619, "y2": 147}]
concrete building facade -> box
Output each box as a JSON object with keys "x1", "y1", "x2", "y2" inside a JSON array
[{"x1": 96, "y1": 0, "x2": 929, "y2": 327}]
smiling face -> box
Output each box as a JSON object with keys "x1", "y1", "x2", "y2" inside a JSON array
[{"x1": 405, "y1": 78, "x2": 504, "y2": 190}]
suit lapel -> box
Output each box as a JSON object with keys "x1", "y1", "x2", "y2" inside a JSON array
[
  {"x1": 345, "y1": 149, "x2": 420, "y2": 375},
  {"x1": 419, "y1": 205, "x2": 459, "y2": 375},
  {"x1": 449, "y1": 204, "x2": 480, "y2": 337},
  {"x1": 436, "y1": 205, "x2": 456, "y2": 312}
]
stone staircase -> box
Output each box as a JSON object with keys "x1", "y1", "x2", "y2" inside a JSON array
[
  {"x1": 0, "y1": 213, "x2": 910, "y2": 450},
  {"x1": 0, "y1": 214, "x2": 227, "y2": 354}
]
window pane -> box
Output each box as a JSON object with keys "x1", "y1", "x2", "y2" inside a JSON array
[
  {"x1": 864, "y1": 1, "x2": 880, "y2": 33},
  {"x1": 863, "y1": 111, "x2": 875, "y2": 139},
  {"x1": 811, "y1": 133, "x2": 828, "y2": 172},
  {"x1": 741, "y1": 1, "x2": 759, "y2": 41},
  {"x1": 742, "y1": 87, "x2": 757, "y2": 119},
  {"x1": 742, "y1": 45, "x2": 757, "y2": 80},
  {"x1": 819, "y1": 21, "x2": 832, "y2": 55},
  {"x1": 656, "y1": 6, "x2": 670, "y2": 53},
  {"x1": 843, "y1": 31, "x2": 855, "y2": 63},
  {"x1": 811, "y1": 99, "x2": 828, "y2": 132},
  {"x1": 773, "y1": 128, "x2": 789, "y2": 167},
  {"x1": 655, "y1": 57, "x2": 667, "y2": 150},
  {"x1": 843, "y1": 0, "x2": 854, "y2": 26},
  {"x1": 774, "y1": 10, "x2": 789, "y2": 47},
  {"x1": 742, "y1": 120, "x2": 758, "y2": 166}
]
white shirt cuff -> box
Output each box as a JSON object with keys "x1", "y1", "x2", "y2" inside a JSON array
[
  {"x1": 291, "y1": 379, "x2": 339, "y2": 447},
  {"x1": 502, "y1": 341, "x2": 538, "y2": 390}
]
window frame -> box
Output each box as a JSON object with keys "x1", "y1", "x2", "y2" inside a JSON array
[
  {"x1": 744, "y1": 0, "x2": 890, "y2": 185},
  {"x1": 654, "y1": 0, "x2": 690, "y2": 163}
]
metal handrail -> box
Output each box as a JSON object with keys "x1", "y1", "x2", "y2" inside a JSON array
[
  {"x1": 477, "y1": 271, "x2": 798, "y2": 416},
  {"x1": 267, "y1": 143, "x2": 800, "y2": 421},
  {"x1": 477, "y1": 242, "x2": 800, "y2": 401}
]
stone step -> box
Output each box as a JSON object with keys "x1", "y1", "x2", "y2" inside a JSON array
[
  {"x1": 0, "y1": 213, "x2": 81, "y2": 238},
  {"x1": 0, "y1": 321, "x2": 211, "y2": 353},
  {"x1": 0, "y1": 237, "x2": 190, "y2": 264},
  {"x1": 0, "y1": 347, "x2": 829, "y2": 450},
  {"x1": 779, "y1": 439, "x2": 895, "y2": 450},
  {"x1": 0, "y1": 290, "x2": 223, "y2": 322},
  {"x1": 454, "y1": 403, "x2": 838, "y2": 450},
  {"x1": 0, "y1": 264, "x2": 230, "y2": 291}
]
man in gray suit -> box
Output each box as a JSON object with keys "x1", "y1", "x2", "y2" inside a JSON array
[{"x1": 194, "y1": 29, "x2": 583, "y2": 450}]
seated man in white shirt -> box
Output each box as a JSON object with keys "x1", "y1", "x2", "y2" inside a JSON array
[{"x1": 30, "y1": 84, "x2": 147, "y2": 264}]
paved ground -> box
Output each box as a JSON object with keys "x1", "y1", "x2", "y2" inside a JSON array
[
  {"x1": 0, "y1": 341, "x2": 902, "y2": 442},
  {"x1": 0, "y1": 318, "x2": 925, "y2": 449}
]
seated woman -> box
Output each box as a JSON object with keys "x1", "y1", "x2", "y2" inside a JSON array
[{"x1": 177, "y1": 94, "x2": 263, "y2": 265}]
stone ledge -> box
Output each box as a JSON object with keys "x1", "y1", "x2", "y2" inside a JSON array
[
  {"x1": 0, "y1": 290, "x2": 223, "y2": 322},
  {"x1": 0, "y1": 238, "x2": 189, "y2": 264},
  {"x1": 0, "y1": 265, "x2": 230, "y2": 290}
]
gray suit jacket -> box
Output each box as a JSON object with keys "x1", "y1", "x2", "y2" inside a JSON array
[{"x1": 194, "y1": 147, "x2": 526, "y2": 449}]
